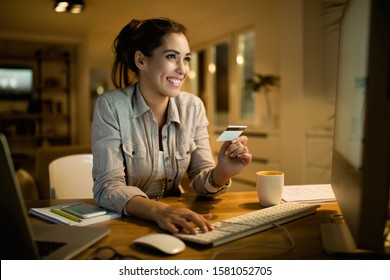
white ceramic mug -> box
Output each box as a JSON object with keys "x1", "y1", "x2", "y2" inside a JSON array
[{"x1": 256, "y1": 171, "x2": 284, "y2": 207}]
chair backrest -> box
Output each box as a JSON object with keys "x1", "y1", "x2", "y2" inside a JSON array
[
  {"x1": 48, "y1": 154, "x2": 93, "y2": 199},
  {"x1": 35, "y1": 145, "x2": 91, "y2": 199}
]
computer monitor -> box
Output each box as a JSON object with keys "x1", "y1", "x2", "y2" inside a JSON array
[{"x1": 320, "y1": 0, "x2": 390, "y2": 257}]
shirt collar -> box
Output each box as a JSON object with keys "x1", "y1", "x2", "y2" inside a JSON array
[
  {"x1": 132, "y1": 84, "x2": 149, "y2": 117},
  {"x1": 131, "y1": 84, "x2": 182, "y2": 127}
]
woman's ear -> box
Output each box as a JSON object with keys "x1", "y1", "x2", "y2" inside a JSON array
[{"x1": 134, "y1": 50, "x2": 146, "y2": 69}]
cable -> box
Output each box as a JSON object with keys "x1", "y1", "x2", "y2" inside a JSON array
[
  {"x1": 209, "y1": 223, "x2": 295, "y2": 260},
  {"x1": 330, "y1": 213, "x2": 344, "y2": 221}
]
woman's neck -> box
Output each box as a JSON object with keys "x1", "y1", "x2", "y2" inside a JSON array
[{"x1": 138, "y1": 84, "x2": 169, "y2": 129}]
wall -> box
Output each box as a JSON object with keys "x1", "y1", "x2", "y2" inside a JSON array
[
  {"x1": 279, "y1": 0, "x2": 306, "y2": 184},
  {"x1": 187, "y1": 0, "x2": 339, "y2": 185},
  {"x1": 279, "y1": 0, "x2": 339, "y2": 184}
]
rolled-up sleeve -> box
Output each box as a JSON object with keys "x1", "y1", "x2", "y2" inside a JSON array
[{"x1": 185, "y1": 97, "x2": 231, "y2": 196}]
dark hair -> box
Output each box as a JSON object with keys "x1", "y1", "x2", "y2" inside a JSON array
[{"x1": 111, "y1": 17, "x2": 187, "y2": 88}]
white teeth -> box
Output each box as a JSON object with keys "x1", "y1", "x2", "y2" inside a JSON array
[{"x1": 167, "y1": 78, "x2": 181, "y2": 85}]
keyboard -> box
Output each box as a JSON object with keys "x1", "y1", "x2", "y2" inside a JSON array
[
  {"x1": 174, "y1": 202, "x2": 320, "y2": 247},
  {"x1": 36, "y1": 240, "x2": 66, "y2": 257}
]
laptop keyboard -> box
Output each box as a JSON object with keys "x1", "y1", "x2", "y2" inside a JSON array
[{"x1": 36, "y1": 240, "x2": 66, "y2": 257}]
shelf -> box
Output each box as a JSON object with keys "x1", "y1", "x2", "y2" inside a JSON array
[
  {"x1": 41, "y1": 113, "x2": 70, "y2": 120},
  {"x1": 12, "y1": 153, "x2": 36, "y2": 162},
  {"x1": 0, "y1": 113, "x2": 69, "y2": 120},
  {"x1": 4, "y1": 135, "x2": 40, "y2": 141},
  {"x1": 42, "y1": 136, "x2": 71, "y2": 146},
  {"x1": 0, "y1": 113, "x2": 40, "y2": 120},
  {"x1": 0, "y1": 48, "x2": 72, "y2": 172},
  {"x1": 0, "y1": 54, "x2": 35, "y2": 60},
  {"x1": 38, "y1": 86, "x2": 69, "y2": 92}
]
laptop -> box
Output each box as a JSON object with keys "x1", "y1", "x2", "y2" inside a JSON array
[{"x1": 0, "y1": 134, "x2": 110, "y2": 260}]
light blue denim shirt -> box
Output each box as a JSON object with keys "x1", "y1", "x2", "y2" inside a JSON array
[{"x1": 92, "y1": 84, "x2": 230, "y2": 214}]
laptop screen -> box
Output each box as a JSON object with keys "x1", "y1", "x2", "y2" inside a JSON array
[{"x1": 0, "y1": 134, "x2": 39, "y2": 259}]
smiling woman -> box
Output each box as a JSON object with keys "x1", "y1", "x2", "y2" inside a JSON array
[
  {"x1": 111, "y1": 18, "x2": 188, "y2": 88},
  {"x1": 91, "y1": 17, "x2": 252, "y2": 235},
  {"x1": 135, "y1": 32, "x2": 191, "y2": 100}
]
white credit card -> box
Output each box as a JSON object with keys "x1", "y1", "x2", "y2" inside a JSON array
[{"x1": 216, "y1": 125, "x2": 247, "y2": 142}]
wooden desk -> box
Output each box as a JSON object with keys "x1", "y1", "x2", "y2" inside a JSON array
[{"x1": 26, "y1": 191, "x2": 340, "y2": 260}]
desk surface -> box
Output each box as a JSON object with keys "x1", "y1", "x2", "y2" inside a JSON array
[{"x1": 26, "y1": 191, "x2": 340, "y2": 260}]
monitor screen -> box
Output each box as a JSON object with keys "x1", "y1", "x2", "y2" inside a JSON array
[
  {"x1": 321, "y1": 0, "x2": 390, "y2": 257},
  {"x1": 0, "y1": 66, "x2": 34, "y2": 100}
]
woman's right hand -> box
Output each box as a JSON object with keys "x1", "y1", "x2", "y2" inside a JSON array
[
  {"x1": 125, "y1": 196, "x2": 213, "y2": 234},
  {"x1": 152, "y1": 203, "x2": 213, "y2": 234}
]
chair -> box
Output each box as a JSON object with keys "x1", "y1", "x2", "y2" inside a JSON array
[
  {"x1": 48, "y1": 154, "x2": 94, "y2": 199},
  {"x1": 36, "y1": 145, "x2": 91, "y2": 199},
  {"x1": 16, "y1": 168, "x2": 39, "y2": 200}
]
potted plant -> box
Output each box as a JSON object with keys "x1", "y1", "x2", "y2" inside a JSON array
[{"x1": 245, "y1": 73, "x2": 280, "y2": 119}]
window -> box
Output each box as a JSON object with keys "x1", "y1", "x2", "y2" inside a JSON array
[
  {"x1": 189, "y1": 31, "x2": 255, "y2": 129},
  {"x1": 212, "y1": 42, "x2": 230, "y2": 127},
  {"x1": 237, "y1": 31, "x2": 255, "y2": 121}
]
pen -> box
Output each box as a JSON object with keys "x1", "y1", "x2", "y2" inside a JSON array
[{"x1": 51, "y1": 208, "x2": 82, "y2": 223}]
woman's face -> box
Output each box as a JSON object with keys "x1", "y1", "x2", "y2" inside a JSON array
[{"x1": 139, "y1": 32, "x2": 191, "y2": 99}]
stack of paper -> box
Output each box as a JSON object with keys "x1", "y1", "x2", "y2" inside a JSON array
[{"x1": 282, "y1": 184, "x2": 336, "y2": 204}]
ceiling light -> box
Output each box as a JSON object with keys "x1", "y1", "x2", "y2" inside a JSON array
[{"x1": 54, "y1": 0, "x2": 85, "y2": 14}]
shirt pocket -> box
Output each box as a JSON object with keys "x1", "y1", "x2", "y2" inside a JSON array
[
  {"x1": 175, "y1": 141, "x2": 197, "y2": 174},
  {"x1": 122, "y1": 141, "x2": 148, "y2": 178}
]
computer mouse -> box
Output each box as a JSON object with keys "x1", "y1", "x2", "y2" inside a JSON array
[{"x1": 133, "y1": 233, "x2": 186, "y2": 255}]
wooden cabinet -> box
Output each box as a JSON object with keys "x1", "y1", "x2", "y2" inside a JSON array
[{"x1": 0, "y1": 49, "x2": 72, "y2": 171}]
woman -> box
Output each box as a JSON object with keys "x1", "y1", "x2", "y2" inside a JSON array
[{"x1": 92, "y1": 17, "x2": 252, "y2": 234}]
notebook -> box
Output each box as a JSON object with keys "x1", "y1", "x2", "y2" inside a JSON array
[
  {"x1": 29, "y1": 203, "x2": 121, "y2": 226},
  {"x1": 0, "y1": 134, "x2": 110, "y2": 260}
]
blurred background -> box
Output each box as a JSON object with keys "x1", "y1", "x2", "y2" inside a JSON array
[{"x1": 0, "y1": 0, "x2": 344, "y2": 189}]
